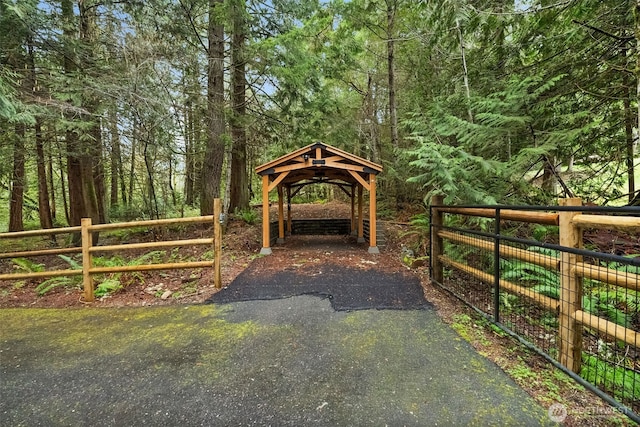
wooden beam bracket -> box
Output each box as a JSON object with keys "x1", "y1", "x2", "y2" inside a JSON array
[
  {"x1": 268, "y1": 171, "x2": 290, "y2": 192},
  {"x1": 348, "y1": 170, "x2": 369, "y2": 191}
]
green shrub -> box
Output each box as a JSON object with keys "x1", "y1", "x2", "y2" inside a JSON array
[
  {"x1": 532, "y1": 225, "x2": 558, "y2": 242},
  {"x1": 235, "y1": 207, "x2": 259, "y2": 225}
]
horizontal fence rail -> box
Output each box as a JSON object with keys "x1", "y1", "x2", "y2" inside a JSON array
[
  {"x1": 0, "y1": 199, "x2": 223, "y2": 301},
  {"x1": 430, "y1": 197, "x2": 640, "y2": 422}
]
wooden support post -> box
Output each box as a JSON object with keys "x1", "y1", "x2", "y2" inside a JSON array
[
  {"x1": 558, "y1": 197, "x2": 583, "y2": 373},
  {"x1": 286, "y1": 185, "x2": 292, "y2": 235},
  {"x1": 431, "y1": 195, "x2": 444, "y2": 285},
  {"x1": 214, "y1": 198, "x2": 222, "y2": 289},
  {"x1": 350, "y1": 184, "x2": 356, "y2": 235},
  {"x1": 260, "y1": 174, "x2": 272, "y2": 255},
  {"x1": 277, "y1": 185, "x2": 285, "y2": 243},
  {"x1": 357, "y1": 184, "x2": 364, "y2": 243},
  {"x1": 81, "y1": 218, "x2": 94, "y2": 302},
  {"x1": 368, "y1": 174, "x2": 378, "y2": 253}
]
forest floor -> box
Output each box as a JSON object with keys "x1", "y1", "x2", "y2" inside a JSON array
[{"x1": 0, "y1": 201, "x2": 637, "y2": 426}]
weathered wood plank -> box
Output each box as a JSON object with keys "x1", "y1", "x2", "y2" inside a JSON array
[{"x1": 572, "y1": 214, "x2": 640, "y2": 230}]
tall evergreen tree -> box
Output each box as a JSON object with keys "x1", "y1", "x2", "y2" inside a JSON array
[
  {"x1": 201, "y1": 0, "x2": 226, "y2": 215},
  {"x1": 229, "y1": 0, "x2": 250, "y2": 211}
]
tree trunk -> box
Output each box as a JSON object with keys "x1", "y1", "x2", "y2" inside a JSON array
[
  {"x1": 363, "y1": 75, "x2": 380, "y2": 163},
  {"x1": 542, "y1": 156, "x2": 559, "y2": 196},
  {"x1": 61, "y1": 0, "x2": 100, "y2": 243},
  {"x1": 229, "y1": 0, "x2": 249, "y2": 212},
  {"x1": 92, "y1": 121, "x2": 107, "y2": 223},
  {"x1": 637, "y1": 0, "x2": 640, "y2": 152},
  {"x1": 47, "y1": 131, "x2": 56, "y2": 221},
  {"x1": 80, "y1": 0, "x2": 102, "y2": 227},
  {"x1": 200, "y1": 0, "x2": 226, "y2": 215},
  {"x1": 8, "y1": 21, "x2": 31, "y2": 232},
  {"x1": 109, "y1": 107, "x2": 121, "y2": 207},
  {"x1": 565, "y1": 155, "x2": 574, "y2": 173},
  {"x1": 62, "y1": 0, "x2": 79, "y2": 229},
  {"x1": 144, "y1": 137, "x2": 160, "y2": 219},
  {"x1": 168, "y1": 154, "x2": 177, "y2": 207},
  {"x1": 80, "y1": 145, "x2": 100, "y2": 226},
  {"x1": 56, "y1": 137, "x2": 70, "y2": 225},
  {"x1": 493, "y1": 0, "x2": 506, "y2": 72},
  {"x1": 623, "y1": 53, "x2": 636, "y2": 203},
  {"x1": 193, "y1": 118, "x2": 203, "y2": 205},
  {"x1": 184, "y1": 103, "x2": 195, "y2": 206},
  {"x1": 66, "y1": 129, "x2": 84, "y2": 229},
  {"x1": 223, "y1": 135, "x2": 233, "y2": 215},
  {"x1": 128, "y1": 116, "x2": 137, "y2": 207},
  {"x1": 386, "y1": 0, "x2": 399, "y2": 149},
  {"x1": 623, "y1": 90, "x2": 635, "y2": 204},
  {"x1": 35, "y1": 119, "x2": 54, "y2": 230},
  {"x1": 9, "y1": 124, "x2": 25, "y2": 232},
  {"x1": 456, "y1": 17, "x2": 473, "y2": 124},
  {"x1": 25, "y1": 32, "x2": 53, "y2": 231}
]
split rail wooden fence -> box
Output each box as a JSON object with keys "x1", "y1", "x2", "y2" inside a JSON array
[
  {"x1": 431, "y1": 196, "x2": 639, "y2": 374},
  {"x1": 0, "y1": 199, "x2": 223, "y2": 302}
]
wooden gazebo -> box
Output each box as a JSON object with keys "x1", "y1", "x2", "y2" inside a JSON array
[{"x1": 255, "y1": 142, "x2": 383, "y2": 255}]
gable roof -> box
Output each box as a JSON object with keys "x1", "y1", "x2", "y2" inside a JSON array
[{"x1": 255, "y1": 142, "x2": 382, "y2": 186}]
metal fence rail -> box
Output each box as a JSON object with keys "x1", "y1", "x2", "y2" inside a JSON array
[{"x1": 429, "y1": 197, "x2": 640, "y2": 422}]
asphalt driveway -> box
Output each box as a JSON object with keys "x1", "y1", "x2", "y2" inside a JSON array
[{"x1": 1, "y1": 295, "x2": 553, "y2": 426}]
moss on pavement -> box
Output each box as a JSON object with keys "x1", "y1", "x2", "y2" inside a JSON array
[{"x1": 0, "y1": 296, "x2": 554, "y2": 426}]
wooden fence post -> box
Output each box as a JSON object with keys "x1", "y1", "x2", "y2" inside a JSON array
[
  {"x1": 81, "y1": 218, "x2": 94, "y2": 302},
  {"x1": 431, "y1": 195, "x2": 444, "y2": 284},
  {"x1": 214, "y1": 198, "x2": 222, "y2": 289},
  {"x1": 558, "y1": 197, "x2": 583, "y2": 373}
]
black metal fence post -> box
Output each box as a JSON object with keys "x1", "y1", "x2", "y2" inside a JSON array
[
  {"x1": 429, "y1": 203, "x2": 433, "y2": 279},
  {"x1": 494, "y1": 208, "x2": 501, "y2": 323},
  {"x1": 430, "y1": 195, "x2": 444, "y2": 285}
]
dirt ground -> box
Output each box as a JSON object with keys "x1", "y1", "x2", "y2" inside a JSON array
[
  {"x1": 0, "y1": 201, "x2": 412, "y2": 309},
  {"x1": 0, "y1": 201, "x2": 636, "y2": 426}
]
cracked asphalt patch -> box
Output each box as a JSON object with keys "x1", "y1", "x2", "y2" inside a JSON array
[
  {"x1": 1, "y1": 297, "x2": 553, "y2": 426},
  {"x1": 208, "y1": 264, "x2": 430, "y2": 311}
]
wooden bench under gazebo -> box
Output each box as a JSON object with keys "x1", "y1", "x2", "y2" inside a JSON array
[{"x1": 255, "y1": 142, "x2": 383, "y2": 255}]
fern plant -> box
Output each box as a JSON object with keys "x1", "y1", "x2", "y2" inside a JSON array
[
  {"x1": 130, "y1": 251, "x2": 165, "y2": 266},
  {"x1": 399, "y1": 213, "x2": 430, "y2": 255},
  {"x1": 11, "y1": 258, "x2": 45, "y2": 273},
  {"x1": 582, "y1": 288, "x2": 638, "y2": 329},
  {"x1": 235, "y1": 207, "x2": 259, "y2": 225},
  {"x1": 25, "y1": 255, "x2": 83, "y2": 296},
  {"x1": 500, "y1": 248, "x2": 636, "y2": 328},
  {"x1": 501, "y1": 259, "x2": 560, "y2": 288},
  {"x1": 94, "y1": 278, "x2": 122, "y2": 298},
  {"x1": 607, "y1": 254, "x2": 640, "y2": 275},
  {"x1": 35, "y1": 277, "x2": 80, "y2": 296},
  {"x1": 58, "y1": 254, "x2": 81, "y2": 270},
  {"x1": 581, "y1": 354, "x2": 640, "y2": 403}
]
